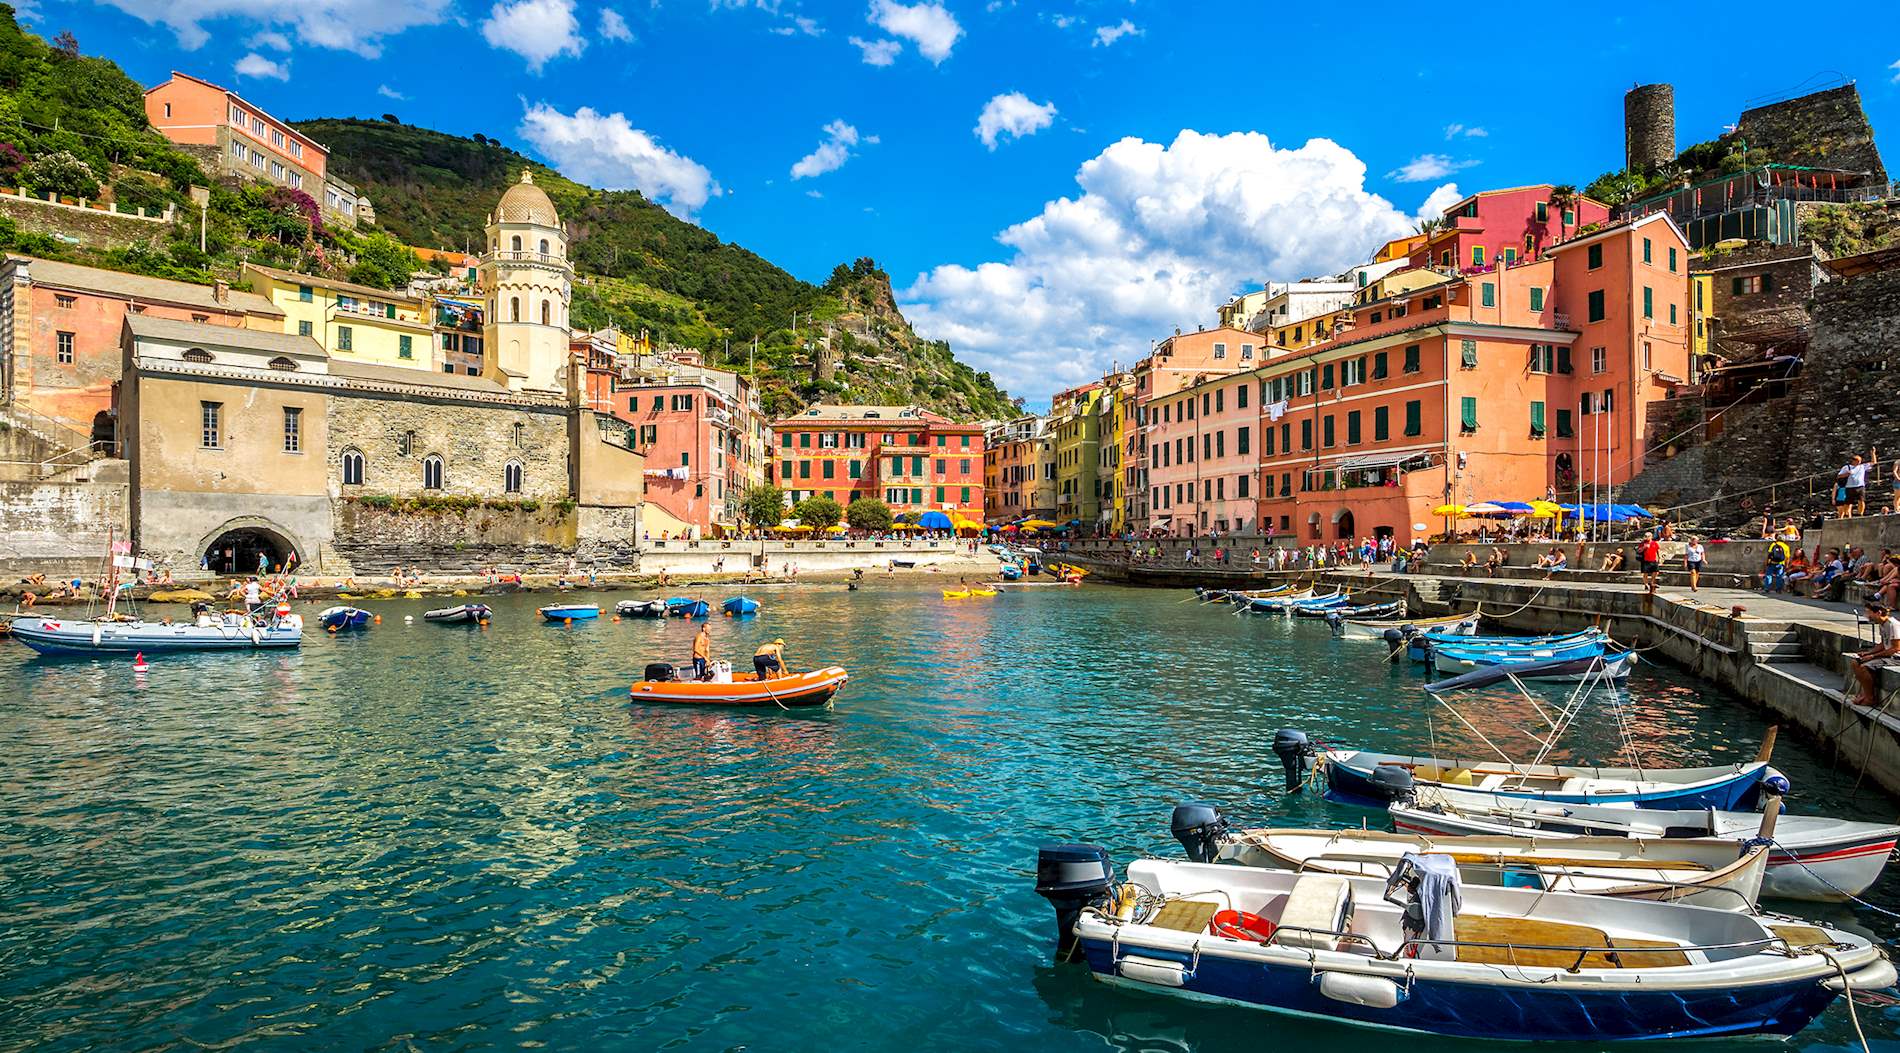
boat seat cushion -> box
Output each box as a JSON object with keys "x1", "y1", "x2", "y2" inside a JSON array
[{"x1": 1277, "y1": 874, "x2": 1353, "y2": 951}]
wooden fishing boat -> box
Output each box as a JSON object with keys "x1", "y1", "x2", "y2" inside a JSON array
[
  {"x1": 1391, "y1": 784, "x2": 1900, "y2": 902},
  {"x1": 628, "y1": 665, "x2": 849, "y2": 709},
  {"x1": 1289, "y1": 594, "x2": 1354, "y2": 617},
  {"x1": 1245, "y1": 588, "x2": 1321, "y2": 613},
  {"x1": 1035, "y1": 853, "x2": 1894, "y2": 1042},
  {"x1": 1213, "y1": 825, "x2": 1769, "y2": 910},
  {"x1": 665, "y1": 598, "x2": 710, "y2": 618},
  {"x1": 1424, "y1": 650, "x2": 1636, "y2": 687},
  {"x1": 1322, "y1": 748, "x2": 1776, "y2": 810},
  {"x1": 1337, "y1": 612, "x2": 1477, "y2": 641},
  {"x1": 616, "y1": 599, "x2": 666, "y2": 618},
  {"x1": 539, "y1": 603, "x2": 600, "y2": 621},
  {"x1": 722, "y1": 596, "x2": 761, "y2": 616},
  {"x1": 423, "y1": 603, "x2": 491, "y2": 625}
]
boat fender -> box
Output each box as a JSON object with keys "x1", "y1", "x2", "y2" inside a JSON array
[
  {"x1": 1272, "y1": 729, "x2": 1315, "y2": 793},
  {"x1": 1764, "y1": 773, "x2": 1791, "y2": 798},
  {"x1": 1170, "y1": 803, "x2": 1230, "y2": 863},
  {"x1": 1117, "y1": 955, "x2": 1190, "y2": 988},
  {"x1": 1368, "y1": 764, "x2": 1416, "y2": 803},
  {"x1": 1034, "y1": 844, "x2": 1114, "y2": 964},
  {"x1": 1822, "y1": 956, "x2": 1898, "y2": 991},
  {"x1": 1317, "y1": 971, "x2": 1404, "y2": 1008}
]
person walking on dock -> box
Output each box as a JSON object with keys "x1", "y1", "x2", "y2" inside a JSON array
[
  {"x1": 1763, "y1": 537, "x2": 1791, "y2": 593},
  {"x1": 1638, "y1": 532, "x2": 1662, "y2": 595},
  {"x1": 1684, "y1": 537, "x2": 1705, "y2": 592}
]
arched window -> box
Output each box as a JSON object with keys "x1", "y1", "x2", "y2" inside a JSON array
[
  {"x1": 538, "y1": 238, "x2": 549, "y2": 254},
  {"x1": 510, "y1": 296, "x2": 521, "y2": 322},
  {"x1": 341, "y1": 447, "x2": 365, "y2": 486},
  {"x1": 268, "y1": 356, "x2": 297, "y2": 371},
  {"x1": 422, "y1": 454, "x2": 444, "y2": 490},
  {"x1": 183, "y1": 348, "x2": 213, "y2": 363},
  {"x1": 397, "y1": 430, "x2": 414, "y2": 457},
  {"x1": 540, "y1": 300, "x2": 550, "y2": 325},
  {"x1": 504, "y1": 460, "x2": 523, "y2": 494},
  {"x1": 511, "y1": 234, "x2": 522, "y2": 252}
]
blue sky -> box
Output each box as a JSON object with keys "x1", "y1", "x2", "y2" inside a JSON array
[{"x1": 21, "y1": 0, "x2": 1900, "y2": 403}]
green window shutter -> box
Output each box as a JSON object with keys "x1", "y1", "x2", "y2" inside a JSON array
[
  {"x1": 1481, "y1": 282, "x2": 1495, "y2": 307},
  {"x1": 1347, "y1": 411, "x2": 1361, "y2": 444},
  {"x1": 1460, "y1": 397, "x2": 1478, "y2": 431},
  {"x1": 1404, "y1": 345, "x2": 1420, "y2": 372},
  {"x1": 1668, "y1": 247, "x2": 1678, "y2": 272},
  {"x1": 1642, "y1": 238, "x2": 1652, "y2": 263},
  {"x1": 386, "y1": 303, "x2": 396, "y2": 319},
  {"x1": 1460, "y1": 339, "x2": 1477, "y2": 368},
  {"x1": 849, "y1": 460, "x2": 861, "y2": 479},
  {"x1": 912, "y1": 456, "x2": 923, "y2": 475},
  {"x1": 1556, "y1": 409, "x2": 1574, "y2": 438},
  {"x1": 1670, "y1": 303, "x2": 1678, "y2": 324},
  {"x1": 1322, "y1": 416, "x2": 1335, "y2": 447},
  {"x1": 1587, "y1": 244, "x2": 1602, "y2": 269},
  {"x1": 1472, "y1": 246, "x2": 1485, "y2": 267},
  {"x1": 1732, "y1": 276, "x2": 1744, "y2": 295},
  {"x1": 1529, "y1": 287, "x2": 1544, "y2": 312},
  {"x1": 1760, "y1": 274, "x2": 1774, "y2": 293},
  {"x1": 1404, "y1": 400, "x2": 1421, "y2": 436},
  {"x1": 781, "y1": 432, "x2": 793, "y2": 447},
  {"x1": 1374, "y1": 406, "x2": 1389, "y2": 440},
  {"x1": 961, "y1": 486, "x2": 970, "y2": 504},
  {"x1": 1643, "y1": 286, "x2": 1653, "y2": 318},
  {"x1": 1557, "y1": 345, "x2": 1573, "y2": 374},
  {"x1": 398, "y1": 334, "x2": 412, "y2": 358},
  {"x1": 1536, "y1": 201, "x2": 1548, "y2": 222},
  {"x1": 1321, "y1": 364, "x2": 1334, "y2": 389},
  {"x1": 1373, "y1": 351, "x2": 1388, "y2": 379},
  {"x1": 1588, "y1": 290, "x2": 1605, "y2": 322},
  {"x1": 1562, "y1": 208, "x2": 1574, "y2": 226},
  {"x1": 1530, "y1": 401, "x2": 1546, "y2": 435}
]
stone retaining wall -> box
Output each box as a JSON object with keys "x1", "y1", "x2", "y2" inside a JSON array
[
  {"x1": 0, "y1": 191, "x2": 175, "y2": 251},
  {"x1": 0, "y1": 478, "x2": 127, "y2": 578}
]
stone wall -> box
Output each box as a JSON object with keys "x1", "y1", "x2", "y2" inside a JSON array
[
  {"x1": 1787, "y1": 265, "x2": 1900, "y2": 478},
  {"x1": 0, "y1": 192, "x2": 176, "y2": 251},
  {"x1": 1736, "y1": 84, "x2": 1887, "y2": 183},
  {"x1": 331, "y1": 499, "x2": 582, "y2": 575},
  {"x1": 0, "y1": 478, "x2": 128, "y2": 578},
  {"x1": 1701, "y1": 242, "x2": 1824, "y2": 348},
  {"x1": 1624, "y1": 83, "x2": 1675, "y2": 172},
  {"x1": 327, "y1": 389, "x2": 570, "y2": 502},
  {"x1": 1619, "y1": 397, "x2": 1795, "y2": 519}
]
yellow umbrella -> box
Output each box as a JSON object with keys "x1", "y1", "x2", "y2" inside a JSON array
[
  {"x1": 892, "y1": 522, "x2": 922, "y2": 531},
  {"x1": 776, "y1": 524, "x2": 812, "y2": 532},
  {"x1": 826, "y1": 524, "x2": 847, "y2": 533},
  {"x1": 1431, "y1": 504, "x2": 1464, "y2": 516},
  {"x1": 1023, "y1": 519, "x2": 1059, "y2": 528},
  {"x1": 1529, "y1": 500, "x2": 1564, "y2": 515}
]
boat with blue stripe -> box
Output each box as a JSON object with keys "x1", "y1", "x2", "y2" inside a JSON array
[
  {"x1": 9, "y1": 611, "x2": 303, "y2": 653},
  {"x1": 1322, "y1": 749, "x2": 1776, "y2": 810},
  {"x1": 538, "y1": 603, "x2": 600, "y2": 621},
  {"x1": 317, "y1": 606, "x2": 372, "y2": 631}
]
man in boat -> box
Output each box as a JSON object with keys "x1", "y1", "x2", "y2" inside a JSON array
[
  {"x1": 753, "y1": 639, "x2": 786, "y2": 680},
  {"x1": 1849, "y1": 601, "x2": 1900, "y2": 704},
  {"x1": 692, "y1": 624, "x2": 712, "y2": 681}
]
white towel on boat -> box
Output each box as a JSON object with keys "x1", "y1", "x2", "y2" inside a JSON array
[{"x1": 1389, "y1": 852, "x2": 1461, "y2": 945}]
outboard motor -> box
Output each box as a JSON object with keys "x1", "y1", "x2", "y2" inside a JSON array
[
  {"x1": 1324, "y1": 610, "x2": 1345, "y2": 637},
  {"x1": 1170, "y1": 803, "x2": 1229, "y2": 863},
  {"x1": 1367, "y1": 763, "x2": 1417, "y2": 803},
  {"x1": 1381, "y1": 627, "x2": 1406, "y2": 661},
  {"x1": 643, "y1": 662, "x2": 676, "y2": 683},
  {"x1": 1272, "y1": 729, "x2": 1317, "y2": 792},
  {"x1": 1034, "y1": 844, "x2": 1114, "y2": 963}
]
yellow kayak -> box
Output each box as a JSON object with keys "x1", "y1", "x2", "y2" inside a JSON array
[
  {"x1": 942, "y1": 589, "x2": 970, "y2": 600},
  {"x1": 970, "y1": 587, "x2": 998, "y2": 597}
]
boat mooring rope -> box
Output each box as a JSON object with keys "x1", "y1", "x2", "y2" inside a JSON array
[
  {"x1": 1475, "y1": 586, "x2": 1552, "y2": 622},
  {"x1": 1819, "y1": 948, "x2": 1874, "y2": 1053}
]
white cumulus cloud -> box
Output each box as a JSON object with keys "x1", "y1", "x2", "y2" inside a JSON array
[
  {"x1": 517, "y1": 102, "x2": 721, "y2": 218},
  {"x1": 849, "y1": 35, "x2": 900, "y2": 65},
  {"x1": 376, "y1": 84, "x2": 407, "y2": 100},
  {"x1": 866, "y1": 0, "x2": 961, "y2": 63},
  {"x1": 482, "y1": 0, "x2": 585, "y2": 71},
  {"x1": 791, "y1": 119, "x2": 873, "y2": 179},
  {"x1": 1387, "y1": 153, "x2": 1479, "y2": 182},
  {"x1": 250, "y1": 29, "x2": 290, "y2": 49},
  {"x1": 233, "y1": 52, "x2": 289, "y2": 79},
  {"x1": 1415, "y1": 183, "x2": 1464, "y2": 222},
  {"x1": 96, "y1": 0, "x2": 450, "y2": 57},
  {"x1": 599, "y1": 8, "x2": 633, "y2": 41},
  {"x1": 899, "y1": 130, "x2": 1428, "y2": 401},
  {"x1": 1442, "y1": 123, "x2": 1489, "y2": 139},
  {"x1": 975, "y1": 91, "x2": 1056, "y2": 149},
  {"x1": 1092, "y1": 18, "x2": 1138, "y2": 47}
]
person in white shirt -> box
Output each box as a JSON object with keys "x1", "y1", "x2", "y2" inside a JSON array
[
  {"x1": 1839, "y1": 454, "x2": 1873, "y2": 519},
  {"x1": 1684, "y1": 538, "x2": 1706, "y2": 592},
  {"x1": 1850, "y1": 602, "x2": 1900, "y2": 704},
  {"x1": 242, "y1": 577, "x2": 262, "y2": 615}
]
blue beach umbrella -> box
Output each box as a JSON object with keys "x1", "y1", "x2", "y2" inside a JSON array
[{"x1": 918, "y1": 510, "x2": 954, "y2": 530}]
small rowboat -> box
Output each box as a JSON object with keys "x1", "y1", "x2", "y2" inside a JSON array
[
  {"x1": 722, "y1": 596, "x2": 760, "y2": 616},
  {"x1": 666, "y1": 598, "x2": 710, "y2": 618},
  {"x1": 1322, "y1": 748, "x2": 1777, "y2": 811},
  {"x1": 1424, "y1": 649, "x2": 1636, "y2": 687},
  {"x1": 1392, "y1": 784, "x2": 1900, "y2": 902},
  {"x1": 317, "y1": 606, "x2": 372, "y2": 630},
  {"x1": 1338, "y1": 612, "x2": 1477, "y2": 641},
  {"x1": 616, "y1": 599, "x2": 666, "y2": 618},
  {"x1": 998, "y1": 564, "x2": 1023, "y2": 581},
  {"x1": 629, "y1": 666, "x2": 849, "y2": 709},
  {"x1": 539, "y1": 603, "x2": 600, "y2": 621},
  {"x1": 423, "y1": 603, "x2": 491, "y2": 625}
]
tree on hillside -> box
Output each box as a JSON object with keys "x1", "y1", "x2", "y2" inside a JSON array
[
  {"x1": 845, "y1": 497, "x2": 893, "y2": 532},
  {"x1": 738, "y1": 484, "x2": 785, "y2": 529},
  {"x1": 347, "y1": 231, "x2": 421, "y2": 290},
  {"x1": 19, "y1": 150, "x2": 96, "y2": 197},
  {"x1": 792, "y1": 495, "x2": 842, "y2": 530}
]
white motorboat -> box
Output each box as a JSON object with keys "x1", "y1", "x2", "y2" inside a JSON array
[
  {"x1": 1034, "y1": 851, "x2": 1894, "y2": 1041},
  {"x1": 1337, "y1": 612, "x2": 1478, "y2": 641},
  {"x1": 1392, "y1": 783, "x2": 1900, "y2": 902}
]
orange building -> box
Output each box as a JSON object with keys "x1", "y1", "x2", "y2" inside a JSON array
[
  {"x1": 1141, "y1": 212, "x2": 1692, "y2": 543},
  {"x1": 770, "y1": 404, "x2": 984, "y2": 518},
  {"x1": 144, "y1": 72, "x2": 327, "y2": 192}
]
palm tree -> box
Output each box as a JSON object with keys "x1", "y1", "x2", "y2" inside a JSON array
[{"x1": 1549, "y1": 185, "x2": 1578, "y2": 242}]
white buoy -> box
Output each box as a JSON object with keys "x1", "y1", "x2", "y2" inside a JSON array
[{"x1": 404, "y1": 615, "x2": 414, "y2": 623}]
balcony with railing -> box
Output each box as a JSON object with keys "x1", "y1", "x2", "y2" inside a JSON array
[{"x1": 483, "y1": 250, "x2": 572, "y2": 270}]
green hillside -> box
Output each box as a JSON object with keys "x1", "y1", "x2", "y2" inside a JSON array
[{"x1": 297, "y1": 117, "x2": 1018, "y2": 420}]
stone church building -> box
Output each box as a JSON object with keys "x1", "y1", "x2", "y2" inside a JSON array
[{"x1": 118, "y1": 173, "x2": 645, "y2": 576}]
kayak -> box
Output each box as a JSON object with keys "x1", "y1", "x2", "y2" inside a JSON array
[
  {"x1": 943, "y1": 589, "x2": 970, "y2": 599},
  {"x1": 970, "y1": 587, "x2": 998, "y2": 597},
  {"x1": 628, "y1": 666, "x2": 849, "y2": 709}
]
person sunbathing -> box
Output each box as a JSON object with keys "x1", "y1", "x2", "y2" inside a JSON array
[{"x1": 1599, "y1": 550, "x2": 1626, "y2": 572}]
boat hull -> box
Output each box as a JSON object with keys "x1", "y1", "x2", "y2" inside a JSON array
[
  {"x1": 616, "y1": 600, "x2": 666, "y2": 618},
  {"x1": 540, "y1": 605, "x2": 600, "y2": 621},
  {"x1": 1323, "y1": 752, "x2": 1772, "y2": 810},
  {"x1": 628, "y1": 667, "x2": 848, "y2": 709},
  {"x1": 423, "y1": 604, "x2": 490, "y2": 624},
  {"x1": 9, "y1": 616, "x2": 301, "y2": 653}
]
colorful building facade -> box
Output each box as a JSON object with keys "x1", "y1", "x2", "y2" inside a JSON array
[
  {"x1": 243, "y1": 263, "x2": 435, "y2": 372},
  {"x1": 1411, "y1": 186, "x2": 1611, "y2": 274},
  {"x1": 144, "y1": 72, "x2": 327, "y2": 192},
  {"x1": 770, "y1": 404, "x2": 984, "y2": 519}
]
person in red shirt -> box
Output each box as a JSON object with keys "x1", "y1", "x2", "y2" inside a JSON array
[{"x1": 1639, "y1": 532, "x2": 1662, "y2": 594}]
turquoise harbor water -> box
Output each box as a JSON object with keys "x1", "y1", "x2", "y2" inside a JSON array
[{"x1": 3, "y1": 583, "x2": 1898, "y2": 1051}]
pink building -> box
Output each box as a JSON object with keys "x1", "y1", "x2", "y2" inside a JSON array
[
  {"x1": 1410, "y1": 186, "x2": 1610, "y2": 274},
  {"x1": 1127, "y1": 326, "x2": 1259, "y2": 527},
  {"x1": 1143, "y1": 369, "x2": 1260, "y2": 535}
]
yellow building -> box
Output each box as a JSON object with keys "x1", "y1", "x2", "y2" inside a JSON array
[
  {"x1": 1268, "y1": 310, "x2": 1344, "y2": 354},
  {"x1": 242, "y1": 262, "x2": 435, "y2": 371},
  {"x1": 1052, "y1": 384, "x2": 1104, "y2": 526},
  {"x1": 1373, "y1": 234, "x2": 1426, "y2": 263},
  {"x1": 1100, "y1": 374, "x2": 1134, "y2": 534},
  {"x1": 1689, "y1": 271, "x2": 1713, "y2": 375}
]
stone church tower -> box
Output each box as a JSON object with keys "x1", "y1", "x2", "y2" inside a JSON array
[{"x1": 480, "y1": 170, "x2": 573, "y2": 393}]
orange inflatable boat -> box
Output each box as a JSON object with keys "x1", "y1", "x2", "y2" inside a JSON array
[{"x1": 628, "y1": 666, "x2": 849, "y2": 709}]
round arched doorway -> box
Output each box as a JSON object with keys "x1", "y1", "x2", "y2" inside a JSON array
[
  {"x1": 1334, "y1": 509, "x2": 1356, "y2": 540},
  {"x1": 203, "y1": 524, "x2": 300, "y2": 575}
]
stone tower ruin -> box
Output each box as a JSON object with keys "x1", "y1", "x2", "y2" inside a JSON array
[{"x1": 1624, "y1": 83, "x2": 1676, "y2": 173}]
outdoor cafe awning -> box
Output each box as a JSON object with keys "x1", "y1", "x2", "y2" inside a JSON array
[{"x1": 1332, "y1": 450, "x2": 1429, "y2": 471}]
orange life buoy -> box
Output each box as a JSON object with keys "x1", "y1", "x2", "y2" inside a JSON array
[{"x1": 1209, "y1": 909, "x2": 1276, "y2": 944}]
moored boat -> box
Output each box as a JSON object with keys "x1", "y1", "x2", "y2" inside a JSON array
[
  {"x1": 9, "y1": 610, "x2": 303, "y2": 653},
  {"x1": 628, "y1": 665, "x2": 848, "y2": 709},
  {"x1": 1423, "y1": 649, "x2": 1636, "y2": 687},
  {"x1": 539, "y1": 603, "x2": 600, "y2": 621},
  {"x1": 1391, "y1": 784, "x2": 1900, "y2": 902},
  {"x1": 664, "y1": 598, "x2": 710, "y2": 618},
  {"x1": 1321, "y1": 748, "x2": 1777, "y2": 811},
  {"x1": 722, "y1": 596, "x2": 761, "y2": 616},
  {"x1": 616, "y1": 599, "x2": 666, "y2": 618},
  {"x1": 423, "y1": 603, "x2": 491, "y2": 625},
  {"x1": 317, "y1": 606, "x2": 372, "y2": 631},
  {"x1": 1033, "y1": 852, "x2": 1894, "y2": 1042},
  {"x1": 1337, "y1": 612, "x2": 1478, "y2": 641},
  {"x1": 942, "y1": 588, "x2": 970, "y2": 599}
]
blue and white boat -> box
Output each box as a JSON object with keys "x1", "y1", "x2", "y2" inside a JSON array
[
  {"x1": 1429, "y1": 638, "x2": 1609, "y2": 674},
  {"x1": 9, "y1": 610, "x2": 303, "y2": 654},
  {"x1": 539, "y1": 603, "x2": 600, "y2": 621},
  {"x1": 1036, "y1": 853, "x2": 1893, "y2": 1042},
  {"x1": 998, "y1": 564, "x2": 1023, "y2": 581},
  {"x1": 1422, "y1": 625, "x2": 1600, "y2": 646},
  {"x1": 1289, "y1": 594, "x2": 1353, "y2": 617},
  {"x1": 1321, "y1": 748, "x2": 1776, "y2": 810},
  {"x1": 316, "y1": 606, "x2": 372, "y2": 631},
  {"x1": 722, "y1": 596, "x2": 760, "y2": 616},
  {"x1": 1245, "y1": 588, "x2": 1322, "y2": 613},
  {"x1": 666, "y1": 597, "x2": 710, "y2": 619},
  {"x1": 1425, "y1": 649, "x2": 1636, "y2": 685}
]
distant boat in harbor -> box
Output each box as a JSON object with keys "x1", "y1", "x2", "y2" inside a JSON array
[{"x1": 538, "y1": 603, "x2": 599, "y2": 622}]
